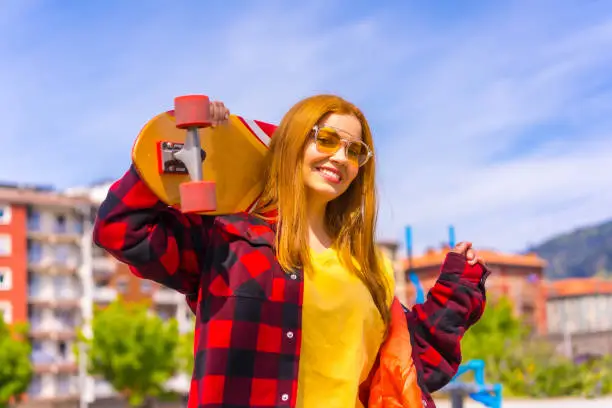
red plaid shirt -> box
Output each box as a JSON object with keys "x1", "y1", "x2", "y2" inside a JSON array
[{"x1": 93, "y1": 166, "x2": 489, "y2": 408}]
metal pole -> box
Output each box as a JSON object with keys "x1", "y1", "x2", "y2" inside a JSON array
[
  {"x1": 450, "y1": 391, "x2": 464, "y2": 408},
  {"x1": 448, "y1": 225, "x2": 456, "y2": 248},
  {"x1": 405, "y1": 226, "x2": 424, "y2": 304}
]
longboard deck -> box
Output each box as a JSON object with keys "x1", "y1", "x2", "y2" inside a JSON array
[{"x1": 132, "y1": 110, "x2": 277, "y2": 215}]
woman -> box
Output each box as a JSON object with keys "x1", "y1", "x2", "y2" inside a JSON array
[{"x1": 94, "y1": 94, "x2": 489, "y2": 408}]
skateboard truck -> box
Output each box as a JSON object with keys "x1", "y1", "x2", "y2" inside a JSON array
[
  {"x1": 159, "y1": 142, "x2": 205, "y2": 175},
  {"x1": 171, "y1": 95, "x2": 217, "y2": 213}
]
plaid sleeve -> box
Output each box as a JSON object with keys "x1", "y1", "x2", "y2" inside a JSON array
[
  {"x1": 406, "y1": 252, "x2": 490, "y2": 393},
  {"x1": 93, "y1": 165, "x2": 214, "y2": 295}
]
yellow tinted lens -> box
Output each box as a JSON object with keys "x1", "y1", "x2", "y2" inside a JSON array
[
  {"x1": 315, "y1": 128, "x2": 342, "y2": 153},
  {"x1": 347, "y1": 143, "x2": 366, "y2": 163}
]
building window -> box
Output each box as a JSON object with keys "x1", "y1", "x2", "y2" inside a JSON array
[
  {"x1": 55, "y1": 244, "x2": 70, "y2": 264},
  {"x1": 73, "y1": 214, "x2": 84, "y2": 234},
  {"x1": 27, "y1": 240, "x2": 43, "y2": 263},
  {"x1": 53, "y1": 275, "x2": 66, "y2": 298},
  {"x1": 116, "y1": 278, "x2": 128, "y2": 294},
  {"x1": 56, "y1": 310, "x2": 76, "y2": 330},
  {"x1": 55, "y1": 214, "x2": 67, "y2": 234},
  {"x1": 0, "y1": 235, "x2": 11, "y2": 257},
  {"x1": 28, "y1": 306, "x2": 43, "y2": 327},
  {"x1": 27, "y1": 208, "x2": 41, "y2": 231},
  {"x1": 0, "y1": 302, "x2": 12, "y2": 323},
  {"x1": 0, "y1": 205, "x2": 11, "y2": 225},
  {"x1": 57, "y1": 374, "x2": 72, "y2": 394},
  {"x1": 31, "y1": 340, "x2": 43, "y2": 352},
  {"x1": 30, "y1": 340, "x2": 53, "y2": 365},
  {"x1": 0, "y1": 268, "x2": 12, "y2": 291},
  {"x1": 58, "y1": 341, "x2": 68, "y2": 360},
  {"x1": 28, "y1": 375, "x2": 43, "y2": 397},
  {"x1": 156, "y1": 307, "x2": 173, "y2": 321},
  {"x1": 141, "y1": 281, "x2": 153, "y2": 294}
]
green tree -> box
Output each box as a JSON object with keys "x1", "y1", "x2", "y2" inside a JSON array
[
  {"x1": 459, "y1": 296, "x2": 612, "y2": 398},
  {"x1": 0, "y1": 315, "x2": 33, "y2": 408},
  {"x1": 83, "y1": 300, "x2": 180, "y2": 407},
  {"x1": 461, "y1": 295, "x2": 527, "y2": 365},
  {"x1": 460, "y1": 296, "x2": 535, "y2": 396}
]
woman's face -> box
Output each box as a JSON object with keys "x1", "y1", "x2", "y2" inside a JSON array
[{"x1": 301, "y1": 113, "x2": 365, "y2": 204}]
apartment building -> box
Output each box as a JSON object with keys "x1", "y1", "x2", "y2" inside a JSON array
[
  {"x1": 545, "y1": 277, "x2": 612, "y2": 357},
  {"x1": 0, "y1": 183, "x2": 94, "y2": 403},
  {"x1": 0, "y1": 178, "x2": 194, "y2": 405},
  {"x1": 400, "y1": 245, "x2": 548, "y2": 334},
  {"x1": 376, "y1": 240, "x2": 407, "y2": 304},
  {"x1": 66, "y1": 181, "x2": 192, "y2": 398},
  {"x1": 70, "y1": 181, "x2": 193, "y2": 329}
]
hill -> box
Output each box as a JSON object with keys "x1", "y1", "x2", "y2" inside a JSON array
[{"x1": 527, "y1": 218, "x2": 612, "y2": 280}]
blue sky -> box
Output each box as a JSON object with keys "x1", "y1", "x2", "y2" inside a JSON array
[{"x1": 2, "y1": 0, "x2": 612, "y2": 254}]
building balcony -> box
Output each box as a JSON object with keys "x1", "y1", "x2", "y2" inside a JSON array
[
  {"x1": 31, "y1": 350, "x2": 56, "y2": 366},
  {"x1": 54, "y1": 288, "x2": 81, "y2": 301},
  {"x1": 56, "y1": 359, "x2": 78, "y2": 373},
  {"x1": 29, "y1": 262, "x2": 78, "y2": 277},
  {"x1": 31, "y1": 349, "x2": 77, "y2": 369},
  {"x1": 29, "y1": 320, "x2": 79, "y2": 339},
  {"x1": 94, "y1": 378, "x2": 116, "y2": 398},
  {"x1": 53, "y1": 232, "x2": 83, "y2": 245},
  {"x1": 29, "y1": 320, "x2": 55, "y2": 335},
  {"x1": 153, "y1": 287, "x2": 181, "y2": 304},
  {"x1": 27, "y1": 226, "x2": 54, "y2": 243},
  {"x1": 28, "y1": 223, "x2": 83, "y2": 244},
  {"x1": 28, "y1": 228, "x2": 83, "y2": 244},
  {"x1": 27, "y1": 375, "x2": 45, "y2": 399},
  {"x1": 29, "y1": 294, "x2": 81, "y2": 310},
  {"x1": 51, "y1": 299, "x2": 81, "y2": 310},
  {"x1": 50, "y1": 259, "x2": 80, "y2": 275},
  {"x1": 28, "y1": 288, "x2": 55, "y2": 306},
  {"x1": 33, "y1": 360, "x2": 78, "y2": 374},
  {"x1": 93, "y1": 287, "x2": 118, "y2": 303},
  {"x1": 30, "y1": 332, "x2": 77, "y2": 341},
  {"x1": 165, "y1": 373, "x2": 190, "y2": 394},
  {"x1": 92, "y1": 256, "x2": 116, "y2": 276},
  {"x1": 28, "y1": 256, "x2": 54, "y2": 272}
]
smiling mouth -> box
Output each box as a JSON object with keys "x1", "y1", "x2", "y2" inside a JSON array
[{"x1": 316, "y1": 166, "x2": 343, "y2": 183}]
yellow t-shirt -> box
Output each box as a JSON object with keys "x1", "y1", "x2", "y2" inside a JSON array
[{"x1": 295, "y1": 248, "x2": 395, "y2": 408}]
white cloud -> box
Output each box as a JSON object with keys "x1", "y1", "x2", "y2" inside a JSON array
[
  {"x1": 371, "y1": 3, "x2": 612, "y2": 253},
  {"x1": 378, "y1": 135, "x2": 612, "y2": 251},
  {"x1": 1, "y1": 1, "x2": 611, "y2": 255}
]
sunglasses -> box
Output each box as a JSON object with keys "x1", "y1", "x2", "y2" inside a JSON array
[{"x1": 311, "y1": 125, "x2": 373, "y2": 167}]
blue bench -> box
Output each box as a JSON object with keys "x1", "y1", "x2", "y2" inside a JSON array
[{"x1": 441, "y1": 359, "x2": 502, "y2": 408}]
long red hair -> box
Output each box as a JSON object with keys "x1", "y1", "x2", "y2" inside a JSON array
[{"x1": 254, "y1": 94, "x2": 391, "y2": 326}]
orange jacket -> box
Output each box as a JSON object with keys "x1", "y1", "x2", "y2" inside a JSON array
[
  {"x1": 360, "y1": 256, "x2": 489, "y2": 408},
  {"x1": 363, "y1": 298, "x2": 425, "y2": 408}
]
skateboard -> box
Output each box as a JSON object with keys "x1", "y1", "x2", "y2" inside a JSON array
[{"x1": 132, "y1": 95, "x2": 278, "y2": 214}]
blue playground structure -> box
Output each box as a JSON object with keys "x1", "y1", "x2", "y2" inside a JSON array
[
  {"x1": 444, "y1": 360, "x2": 503, "y2": 408},
  {"x1": 404, "y1": 226, "x2": 425, "y2": 304},
  {"x1": 404, "y1": 226, "x2": 503, "y2": 408}
]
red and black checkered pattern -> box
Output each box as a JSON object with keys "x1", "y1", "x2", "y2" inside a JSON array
[
  {"x1": 407, "y1": 253, "x2": 490, "y2": 407},
  {"x1": 93, "y1": 166, "x2": 489, "y2": 408}
]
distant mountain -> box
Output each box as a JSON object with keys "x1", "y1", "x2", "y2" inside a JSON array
[{"x1": 527, "y1": 219, "x2": 612, "y2": 280}]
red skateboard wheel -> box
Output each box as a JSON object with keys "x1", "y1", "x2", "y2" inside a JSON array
[
  {"x1": 179, "y1": 180, "x2": 217, "y2": 213},
  {"x1": 174, "y1": 95, "x2": 211, "y2": 129}
]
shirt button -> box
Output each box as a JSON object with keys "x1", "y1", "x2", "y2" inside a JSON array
[
  {"x1": 289, "y1": 274, "x2": 297, "y2": 280},
  {"x1": 286, "y1": 331, "x2": 294, "y2": 339},
  {"x1": 281, "y1": 393, "x2": 289, "y2": 401}
]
